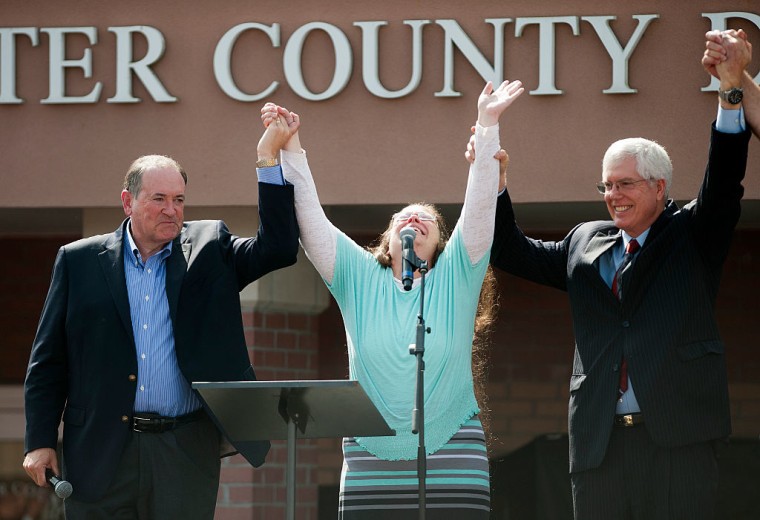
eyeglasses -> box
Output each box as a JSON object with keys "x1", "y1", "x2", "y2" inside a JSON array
[
  {"x1": 393, "y1": 210, "x2": 437, "y2": 222},
  {"x1": 596, "y1": 179, "x2": 652, "y2": 194}
]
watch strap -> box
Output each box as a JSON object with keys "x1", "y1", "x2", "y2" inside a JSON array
[{"x1": 256, "y1": 157, "x2": 280, "y2": 168}]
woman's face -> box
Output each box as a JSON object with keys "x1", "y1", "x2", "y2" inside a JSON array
[{"x1": 387, "y1": 204, "x2": 441, "y2": 266}]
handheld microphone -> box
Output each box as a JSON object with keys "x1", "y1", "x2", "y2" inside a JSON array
[
  {"x1": 400, "y1": 227, "x2": 417, "y2": 291},
  {"x1": 46, "y1": 468, "x2": 73, "y2": 499}
]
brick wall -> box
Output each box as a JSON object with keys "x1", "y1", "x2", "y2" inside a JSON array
[
  {"x1": 214, "y1": 310, "x2": 320, "y2": 520},
  {"x1": 486, "y1": 268, "x2": 575, "y2": 455}
]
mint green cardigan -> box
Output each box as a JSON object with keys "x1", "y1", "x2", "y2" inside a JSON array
[{"x1": 326, "y1": 226, "x2": 488, "y2": 460}]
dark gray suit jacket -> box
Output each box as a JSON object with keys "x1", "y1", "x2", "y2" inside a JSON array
[
  {"x1": 24, "y1": 182, "x2": 299, "y2": 501},
  {"x1": 491, "y1": 126, "x2": 751, "y2": 473}
]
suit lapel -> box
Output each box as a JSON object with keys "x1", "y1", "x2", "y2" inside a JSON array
[
  {"x1": 166, "y1": 233, "x2": 191, "y2": 325},
  {"x1": 98, "y1": 221, "x2": 134, "y2": 341},
  {"x1": 621, "y1": 200, "x2": 679, "y2": 307},
  {"x1": 578, "y1": 229, "x2": 621, "y2": 297},
  {"x1": 582, "y1": 231, "x2": 621, "y2": 265}
]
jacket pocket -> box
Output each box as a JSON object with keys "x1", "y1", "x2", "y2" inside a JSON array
[
  {"x1": 63, "y1": 406, "x2": 85, "y2": 426},
  {"x1": 677, "y1": 340, "x2": 724, "y2": 361}
]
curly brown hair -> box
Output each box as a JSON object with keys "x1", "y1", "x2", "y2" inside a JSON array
[{"x1": 367, "y1": 203, "x2": 499, "y2": 449}]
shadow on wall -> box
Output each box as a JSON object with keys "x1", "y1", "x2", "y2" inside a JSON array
[
  {"x1": 0, "y1": 481, "x2": 63, "y2": 520},
  {"x1": 318, "y1": 434, "x2": 760, "y2": 520}
]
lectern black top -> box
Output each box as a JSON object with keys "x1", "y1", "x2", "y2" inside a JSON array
[{"x1": 193, "y1": 379, "x2": 395, "y2": 441}]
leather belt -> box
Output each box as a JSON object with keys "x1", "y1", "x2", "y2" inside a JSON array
[
  {"x1": 132, "y1": 409, "x2": 205, "y2": 433},
  {"x1": 614, "y1": 413, "x2": 644, "y2": 428}
]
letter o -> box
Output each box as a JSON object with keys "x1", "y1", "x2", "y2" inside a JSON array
[{"x1": 283, "y1": 22, "x2": 353, "y2": 101}]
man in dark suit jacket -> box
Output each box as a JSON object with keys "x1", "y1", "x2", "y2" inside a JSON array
[
  {"x1": 482, "y1": 32, "x2": 752, "y2": 519},
  {"x1": 23, "y1": 119, "x2": 299, "y2": 518}
]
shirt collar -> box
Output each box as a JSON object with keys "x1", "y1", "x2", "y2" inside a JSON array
[
  {"x1": 621, "y1": 227, "x2": 650, "y2": 250},
  {"x1": 125, "y1": 219, "x2": 173, "y2": 264}
]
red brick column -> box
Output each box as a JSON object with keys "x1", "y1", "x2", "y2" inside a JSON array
[{"x1": 215, "y1": 309, "x2": 320, "y2": 520}]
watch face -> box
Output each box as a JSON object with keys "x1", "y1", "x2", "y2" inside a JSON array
[
  {"x1": 723, "y1": 88, "x2": 743, "y2": 105},
  {"x1": 727, "y1": 89, "x2": 743, "y2": 104}
]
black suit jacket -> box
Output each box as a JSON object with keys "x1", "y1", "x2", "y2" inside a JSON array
[
  {"x1": 24, "y1": 182, "x2": 299, "y2": 501},
  {"x1": 491, "y1": 126, "x2": 751, "y2": 473}
]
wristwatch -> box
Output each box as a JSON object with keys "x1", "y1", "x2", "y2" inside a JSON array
[
  {"x1": 718, "y1": 87, "x2": 743, "y2": 105},
  {"x1": 256, "y1": 157, "x2": 279, "y2": 168}
]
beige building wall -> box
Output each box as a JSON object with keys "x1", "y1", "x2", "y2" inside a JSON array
[
  {"x1": 2, "y1": 1, "x2": 760, "y2": 517},
  {"x1": 1, "y1": 1, "x2": 759, "y2": 218}
]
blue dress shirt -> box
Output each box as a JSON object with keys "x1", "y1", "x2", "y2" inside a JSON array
[{"x1": 124, "y1": 169, "x2": 287, "y2": 417}]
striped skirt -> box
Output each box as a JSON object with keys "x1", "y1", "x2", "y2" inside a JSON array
[{"x1": 338, "y1": 416, "x2": 490, "y2": 519}]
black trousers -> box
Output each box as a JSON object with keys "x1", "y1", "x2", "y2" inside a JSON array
[
  {"x1": 571, "y1": 424, "x2": 718, "y2": 520},
  {"x1": 64, "y1": 412, "x2": 221, "y2": 519}
]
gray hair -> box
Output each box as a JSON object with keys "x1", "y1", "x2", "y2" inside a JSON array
[
  {"x1": 123, "y1": 155, "x2": 187, "y2": 196},
  {"x1": 602, "y1": 138, "x2": 672, "y2": 198}
]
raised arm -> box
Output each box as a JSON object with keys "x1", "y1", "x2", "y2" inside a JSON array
[
  {"x1": 259, "y1": 104, "x2": 340, "y2": 283},
  {"x1": 459, "y1": 80, "x2": 523, "y2": 264}
]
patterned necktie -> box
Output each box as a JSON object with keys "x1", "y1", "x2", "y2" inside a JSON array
[
  {"x1": 612, "y1": 239, "x2": 640, "y2": 300},
  {"x1": 614, "y1": 239, "x2": 640, "y2": 394}
]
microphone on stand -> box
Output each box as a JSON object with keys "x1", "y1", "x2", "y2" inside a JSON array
[
  {"x1": 400, "y1": 227, "x2": 418, "y2": 291},
  {"x1": 46, "y1": 468, "x2": 73, "y2": 499}
]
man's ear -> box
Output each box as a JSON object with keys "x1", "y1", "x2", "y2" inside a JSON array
[
  {"x1": 656, "y1": 179, "x2": 667, "y2": 201},
  {"x1": 121, "y1": 190, "x2": 133, "y2": 216}
]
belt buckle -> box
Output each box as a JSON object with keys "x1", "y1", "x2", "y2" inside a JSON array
[
  {"x1": 132, "y1": 414, "x2": 178, "y2": 433},
  {"x1": 132, "y1": 415, "x2": 150, "y2": 432},
  {"x1": 133, "y1": 415, "x2": 165, "y2": 433},
  {"x1": 132, "y1": 415, "x2": 147, "y2": 432},
  {"x1": 621, "y1": 414, "x2": 634, "y2": 427}
]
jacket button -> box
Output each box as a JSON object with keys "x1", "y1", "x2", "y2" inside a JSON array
[
  {"x1": 612, "y1": 363, "x2": 619, "y2": 371},
  {"x1": 622, "y1": 321, "x2": 630, "y2": 328},
  {"x1": 128, "y1": 374, "x2": 137, "y2": 382},
  {"x1": 121, "y1": 415, "x2": 129, "y2": 423}
]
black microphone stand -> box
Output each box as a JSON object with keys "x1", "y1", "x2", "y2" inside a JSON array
[{"x1": 407, "y1": 256, "x2": 429, "y2": 520}]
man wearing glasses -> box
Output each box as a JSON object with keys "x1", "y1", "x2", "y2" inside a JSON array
[{"x1": 486, "y1": 31, "x2": 753, "y2": 519}]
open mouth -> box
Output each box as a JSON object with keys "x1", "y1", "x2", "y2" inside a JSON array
[
  {"x1": 614, "y1": 205, "x2": 632, "y2": 213},
  {"x1": 410, "y1": 224, "x2": 426, "y2": 236}
]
